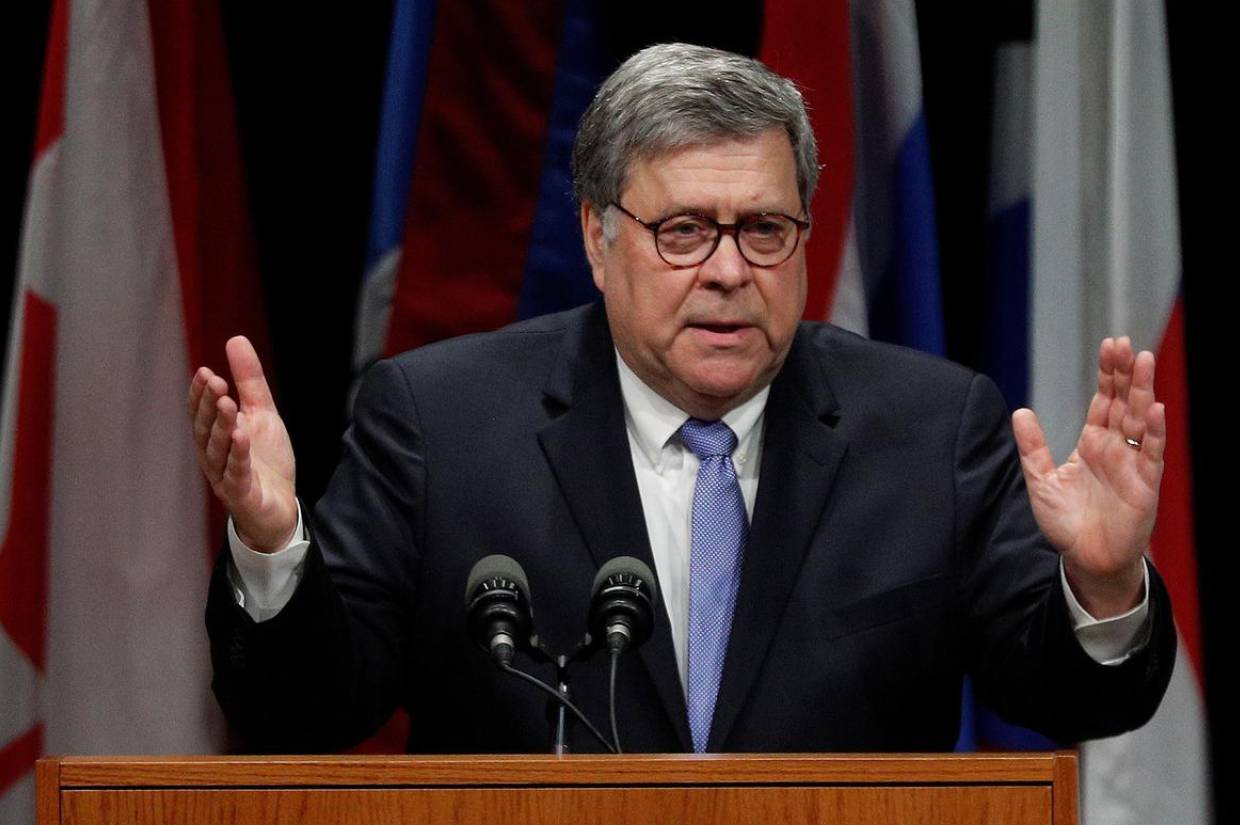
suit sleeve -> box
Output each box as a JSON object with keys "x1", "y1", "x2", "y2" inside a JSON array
[
  {"x1": 952, "y1": 373, "x2": 1176, "y2": 743},
  {"x1": 206, "y1": 358, "x2": 424, "y2": 752}
]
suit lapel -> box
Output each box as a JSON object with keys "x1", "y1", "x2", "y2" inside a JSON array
[
  {"x1": 708, "y1": 329, "x2": 849, "y2": 751},
  {"x1": 537, "y1": 304, "x2": 692, "y2": 751}
]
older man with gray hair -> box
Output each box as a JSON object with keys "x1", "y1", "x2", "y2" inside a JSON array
[{"x1": 194, "y1": 43, "x2": 1174, "y2": 754}]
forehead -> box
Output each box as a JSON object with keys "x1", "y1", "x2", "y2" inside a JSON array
[{"x1": 621, "y1": 129, "x2": 800, "y2": 214}]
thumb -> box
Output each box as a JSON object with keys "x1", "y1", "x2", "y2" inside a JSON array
[
  {"x1": 225, "y1": 335, "x2": 276, "y2": 411},
  {"x1": 1012, "y1": 408, "x2": 1055, "y2": 478}
]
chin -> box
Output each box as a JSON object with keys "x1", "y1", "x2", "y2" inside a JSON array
[{"x1": 683, "y1": 373, "x2": 762, "y2": 406}]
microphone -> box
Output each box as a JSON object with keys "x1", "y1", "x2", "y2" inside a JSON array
[
  {"x1": 590, "y1": 556, "x2": 660, "y2": 754},
  {"x1": 464, "y1": 554, "x2": 618, "y2": 753},
  {"x1": 589, "y1": 556, "x2": 659, "y2": 653},
  {"x1": 465, "y1": 555, "x2": 532, "y2": 667}
]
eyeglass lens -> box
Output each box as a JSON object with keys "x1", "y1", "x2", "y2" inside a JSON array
[{"x1": 656, "y1": 214, "x2": 800, "y2": 266}]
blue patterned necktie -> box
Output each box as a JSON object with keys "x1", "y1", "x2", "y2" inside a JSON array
[{"x1": 680, "y1": 418, "x2": 748, "y2": 753}]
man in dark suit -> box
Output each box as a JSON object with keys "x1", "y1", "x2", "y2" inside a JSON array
[{"x1": 191, "y1": 44, "x2": 1173, "y2": 754}]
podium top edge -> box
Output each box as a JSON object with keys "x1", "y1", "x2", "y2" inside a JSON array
[{"x1": 41, "y1": 752, "x2": 1076, "y2": 788}]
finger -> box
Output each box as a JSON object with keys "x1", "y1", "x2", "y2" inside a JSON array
[
  {"x1": 203, "y1": 395, "x2": 238, "y2": 483},
  {"x1": 188, "y1": 367, "x2": 212, "y2": 420},
  {"x1": 192, "y1": 373, "x2": 230, "y2": 454},
  {"x1": 1091, "y1": 339, "x2": 1118, "y2": 429},
  {"x1": 1012, "y1": 408, "x2": 1056, "y2": 477},
  {"x1": 1112, "y1": 336, "x2": 1136, "y2": 403},
  {"x1": 225, "y1": 336, "x2": 276, "y2": 412},
  {"x1": 1141, "y1": 401, "x2": 1167, "y2": 467},
  {"x1": 1123, "y1": 351, "x2": 1157, "y2": 442},
  {"x1": 219, "y1": 416, "x2": 254, "y2": 503},
  {"x1": 1084, "y1": 384, "x2": 1113, "y2": 430},
  {"x1": 1105, "y1": 337, "x2": 1137, "y2": 431},
  {"x1": 1096, "y1": 337, "x2": 1117, "y2": 400}
]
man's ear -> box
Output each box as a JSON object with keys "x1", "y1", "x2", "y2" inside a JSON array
[{"x1": 581, "y1": 203, "x2": 607, "y2": 291}]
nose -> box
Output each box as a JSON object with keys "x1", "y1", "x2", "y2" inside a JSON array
[{"x1": 696, "y1": 230, "x2": 752, "y2": 291}]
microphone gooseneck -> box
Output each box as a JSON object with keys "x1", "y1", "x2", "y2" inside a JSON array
[
  {"x1": 464, "y1": 554, "x2": 619, "y2": 753},
  {"x1": 497, "y1": 661, "x2": 618, "y2": 754},
  {"x1": 589, "y1": 556, "x2": 660, "y2": 753}
]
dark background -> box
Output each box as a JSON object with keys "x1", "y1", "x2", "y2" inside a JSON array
[{"x1": 4, "y1": 1, "x2": 1229, "y2": 816}]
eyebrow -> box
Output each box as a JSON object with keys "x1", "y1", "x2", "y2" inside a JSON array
[{"x1": 648, "y1": 203, "x2": 801, "y2": 222}]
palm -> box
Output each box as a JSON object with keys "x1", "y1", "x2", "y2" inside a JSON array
[
  {"x1": 223, "y1": 395, "x2": 296, "y2": 538},
  {"x1": 1012, "y1": 338, "x2": 1164, "y2": 616}
]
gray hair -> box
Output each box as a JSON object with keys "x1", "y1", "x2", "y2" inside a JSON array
[{"x1": 572, "y1": 43, "x2": 819, "y2": 216}]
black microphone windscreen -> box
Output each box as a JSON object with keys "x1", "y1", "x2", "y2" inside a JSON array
[
  {"x1": 592, "y1": 556, "x2": 659, "y2": 608},
  {"x1": 465, "y1": 554, "x2": 530, "y2": 603}
]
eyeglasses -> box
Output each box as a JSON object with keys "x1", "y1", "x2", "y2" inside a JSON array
[{"x1": 610, "y1": 202, "x2": 810, "y2": 268}]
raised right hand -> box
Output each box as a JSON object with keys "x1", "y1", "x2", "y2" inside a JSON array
[{"x1": 188, "y1": 335, "x2": 298, "y2": 552}]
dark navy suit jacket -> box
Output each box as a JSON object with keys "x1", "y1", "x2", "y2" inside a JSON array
[{"x1": 207, "y1": 301, "x2": 1175, "y2": 753}]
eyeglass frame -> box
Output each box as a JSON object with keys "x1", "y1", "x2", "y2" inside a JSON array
[{"x1": 608, "y1": 202, "x2": 811, "y2": 269}]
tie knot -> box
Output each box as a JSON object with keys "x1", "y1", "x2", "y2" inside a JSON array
[{"x1": 679, "y1": 418, "x2": 738, "y2": 459}]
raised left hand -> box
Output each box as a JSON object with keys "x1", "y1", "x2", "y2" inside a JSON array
[{"x1": 1011, "y1": 336, "x2": 1165, "y2": 618}]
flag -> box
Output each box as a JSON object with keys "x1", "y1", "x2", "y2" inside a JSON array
[
  {"x1": 0, "y1": 0, "x2": 266, "y2": 820},
  {"x1": 758, "y1": 0, "x2": 855, "y2": 327},
  {"x1": 980, "y1": 37, "x2": 1032, "y2": 412},
  {"x1": 762, "y1": 0, "x2": 944, "y2": 352},
  {"x1": 970, "y1": 26, "x2": 1058, "y2": 752},
  {"x1": 355, "y1": 0, "x2": 575, "y2": 371},
  {"x1": 1032, "y1": 1, "x2": 1210, "y2": 821},
  {"x1": 354, "y1": 0, "x2": 438, "y2": 381},
  {"x1": 355, "y1": 2, "x2": 940, "y2": 371},
  {"x1": 838, "y1": 0, "x2": 945, "y2": 352}
]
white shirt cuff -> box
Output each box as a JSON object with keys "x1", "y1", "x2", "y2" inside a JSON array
[
  {"x1": 227, "y1": 504, "x2": 310, "y2": 623},
  {"x1": 1061, "y1": 558, "x2": 1151, "y2": 665}
]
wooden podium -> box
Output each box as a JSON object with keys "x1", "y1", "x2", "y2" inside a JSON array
[{"x1": 37, "y1": 751, "x2": 1077, "y2": 824}]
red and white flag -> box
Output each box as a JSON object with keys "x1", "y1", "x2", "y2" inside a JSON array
[
  {"x1": 1032, "y1": 1, "x2": 1210, "y2": 821},
  {"x1": 0, "y1": 0, "x2": 266, "y2": 820}
]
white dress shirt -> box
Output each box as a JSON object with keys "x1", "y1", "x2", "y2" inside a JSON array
[
  {"x1": 229, "y1": 352, "x2": 1151, "y2": 677},
  {"x1": 616, "y1": 353, "x2": 768, "y2": 689}
]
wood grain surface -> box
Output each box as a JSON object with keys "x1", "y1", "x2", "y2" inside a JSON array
[
  {"x1": 39, "y1": 752, "x2": 1078, "y2": 825},
  {"x1": 62, "y1": 786, "x2": 1052, "y2": 825},
  {"x1": 50, "y1": 752, "x2": 1064, "y2": 787}
]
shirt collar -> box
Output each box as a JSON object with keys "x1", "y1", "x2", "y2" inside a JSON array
[{"x1": 615, "y1": 350, "x2": 769, "y2": 471}]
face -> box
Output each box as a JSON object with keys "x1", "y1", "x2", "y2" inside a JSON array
[{"x1": 582, "y1": 128, "x2": 808, "y2": 419}]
